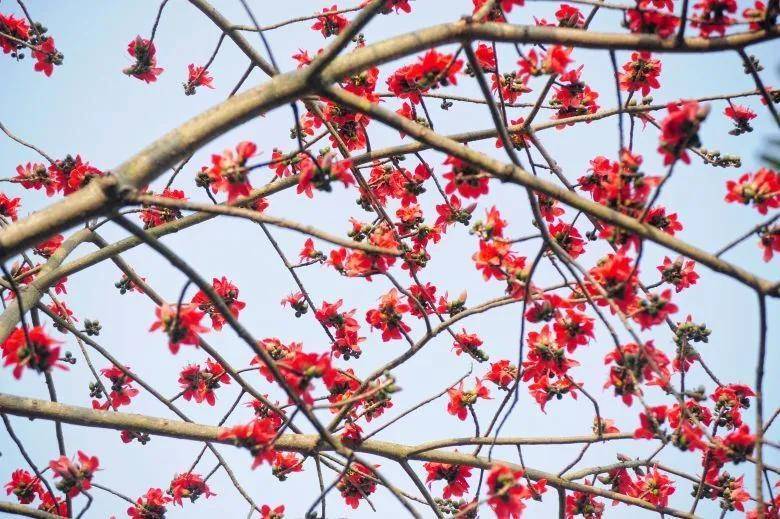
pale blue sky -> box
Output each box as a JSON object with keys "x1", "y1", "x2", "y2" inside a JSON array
[{"x1": 0, "y1": 1, "x2": 778, "y2": 518}]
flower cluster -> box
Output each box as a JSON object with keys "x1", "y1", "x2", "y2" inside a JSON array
[{"x1": 178, "y1": 358, "x2": 231, "y2": 405}]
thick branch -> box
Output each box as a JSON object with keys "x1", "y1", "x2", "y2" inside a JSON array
[
  {"x1": 0, "y1": 22, "x2": 776, "y2": 260},
  {"x1": 0, "y1": 393, "x2": 700, "y2": 519}
]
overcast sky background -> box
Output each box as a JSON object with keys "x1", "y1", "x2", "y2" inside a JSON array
[{"x1": 1, "y1": 1, "x2": 778, "y2": 517}]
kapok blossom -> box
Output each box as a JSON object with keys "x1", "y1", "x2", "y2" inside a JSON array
[
  {"x1": 169, "y1": 472, "x2": 215, "y2": 506},
  {"x1": 184, "y1": 63, "x2": 214, "y2": 95},
  {"x1": 423, "y1": 461, "x2": 472, "y2": 499},
  {"x1": 619, "y1": 52, "x2": 662, "y2": 97},
  {"x1": 5, "y1": 469, "x2": 43, "y2": 505},
  {"x1": 49, "y1": 451, "x2": 99, "y2": 498},
  {"x1": 127, "y1": 487, "x2": 172, "y2": 519},
  {"x1": 2, "y1": 326, "x2": 65, "y2": 379},
  {"x1": 123, "y1": 36, "x2": 163, "y2": 82},
  {"x1": 337, "y1": 463, "x2": 377, "y2": 509},
  {"x1": 447, "y1": 378, "x2": 490, "y2": 420},
  {"x1": 657, "y1": 101, "x2": 706, "y2": 165},
  {"x1": 219, "y1": 417, "x2": 279, "y2": 469},
  {"x1": 365, "y1": 288, "x2": 411, "y2": 342},
  {"x1": 204, "y1": 141, "x2": 258, "y2": 202},
  {"x1": 724, "y1": 168, "x2": 779, "y2": 215},
  {"x1": 487, "y1": 464, "x2": 546, "y2": 519},
  {"x1": 149, "y1": 303, "x2": 209, "y2": 354},
  {"x1": 191, "y1": 276, "x2": 246, "y2": 330}
]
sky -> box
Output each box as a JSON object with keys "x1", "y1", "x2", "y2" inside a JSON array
[{"x1": 0, "y1": 0, "x2": 778, "y2": 518}]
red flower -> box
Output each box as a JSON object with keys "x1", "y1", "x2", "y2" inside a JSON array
[
  {"x1": 341, "y1": 421, "x2": 363, "y2": 442},
  {"x1": 692, "y1": 0, "x2": 736, "y2": 37},
  {"x1": 184, "y1": 63, "x2": 214, "y2": 95},
  {"x1": 760, "y1": 225, "x2": 780, "y2": 262},
  {"x1": 2, "y1": 326, "x2": 65, "y2": 379},
  {"x1": 38, "y1": 493, "x2": 68, "y2": 517},
  {"x1": 64, "y1": 160, "x2": 104, "y2": 195},
  {"x1": 435, "y1": 195, "x2": 476, "y2": 231},
  {"x1": 127, "y1": 488, "x2": 171, "y2": 519},
  {"x1": 643, "y1": 206, "x2": 683, "y2": 236},
  {"x1": 424, "y1": 462, "x2": 472, "y2": 499},
  {"x1": 452, "y1": 329, "x2": 488, "y2": 362},
  {"x1": 472, "y1": 0, "x2": 525, "y2": 18},
  {"x1": 139, "y1": 189, "x2": 186, "y2": 228},
  {"x1": 743, "y1": 0, "x2": 768, "y2": 30},
  {"x1": 99, "y1": 365, "x2": 139, "y2": 408},
  {"x1": 658, "y1": 101, "x2": 705, "y2": 165},
  {"x1": 191, "y1": 276, "x2": 246, "y2": 330},
  {"x1": 555, "y1": 4, "x2": 585, "y2": 27},
  {"x1": 473, "y1": 43, "x2": 497, "y2": 71},
  {"x1": 0, "y1": 14, "x2": 30, "y2": 54},
  {"x1": 487, "y1": 464, "x2": 538, "y2": 519},
  {"x1": 491, "y1": 69, "x2": 531, "y2": 104},
  {"x1": 496, "y1": 117, "x2": 530, "y2": 150},
  {"x1": 657, "y1": 256, "x2": 699, "y2": 292},
  {"x1": 315, "y1": 299, "x2": 359, "y2": 333},
  {"x1": 365, "y1": 289, "x2": 411, "y2": 342},
  {"x1": 486, "y1": 359, "x2": 519, "y2": 390},
  {"x1": 168, "y1": 472, "x2": 215, "y2": 506},
  {"x1": 296, "y1": 154, "x2": 354, "y2": 198},
  {"x1": 523, "y1": 324, "x2": 579, "y2": 382},
  {"x1": 548, "y1": 220, "x2": 585, "y2": 258},
  {"x1": 274, "y1": 349, "x2": 333, "y2": 404},
  {"x1": 724, "y1": 104, "x2": 757, "y2": 135},
  {"x1": 260, "y1": 504, "x2": 285, "y2": 519},
  {"x1": 553, "y1": 309, "x2": 595, "y2": 352},
  {"x1": 604, "y1": 341, "x2": 670, "y2": 405},
  {"x1": 630, "y1": 289, "x2": 678, "y2": 330},
  {"x1": 149, "y1": 303, "x2": 209, "y2": 354},
  {"x1": 386, "y1": 49, "x2": 463, "y2": 104},
  {"x1": 635, "y1": 467, "x2": 675, "y2": 507},
  {"x1": 281, "y1": 292, "x2": 308, "y2": 317},
  {"x1": 179, "y1": 358, "x2": 230, "y2": 405},
  {"x1": 565, "y1": 488, "x2": 605, "y2": 518},
  {"x1": 473, "y1": 239, "x2": 511, "y2": 280},
  {"x1": 712, "y1": 383, "x2": 754, "y2": 428},
  {"x1": 725, "y1": 168, "x2": 779, "y2": 214},
  {"x1": 14, "y1": 162, "x2": 59, "y2": 196},
  {"x1": 33, "y1": 234, "x2": 63, "y2": 259},
  {"x1": 668, "y1": 400, "x2": 713, "y2": 429},
  {"x1": 405, "y1": 282, "x2": 437, "y2": 318},
  {"x1": 123, "y1": 36, "x2": 163, "y2": 82},
  {"x1": 447, "y1": 378, "x2": 490, "y2": 420},
  {"x1": 673, "y1": 421, "x2": 708, "y2": 452},
  {"x1": 593, "y1": 417, "x2": 620, "y2": 435},
  {"x1": 219, "y1": 417, "x2": 279, "y2": 468},
  {"x1": 206, "y1": 141, "x2": 258, "y2": 202},
  {"x1": 299, "y1": 238, "x2": 324, "y2": 263},
  {"x1": 5, "y1": 469, "x2": 43, "y2": 505},
  {"x1": 292, "y1": 49, "x2": 313, "y2": 68},
  {"x1": 552, "y1": 67, "x2": 600, "y2": 124},
  {"x1": 49, "y1": 451, "x2": 99, "y2": 498},
  {"x1": 437, "y1": 290, "x2": 468, "y2": 316},
  {"x1": 32, "y1": 37, "x2": 62, "y2": 77},
  {"x1": 311, "y1": 5, "x2": 348, "y2": 37},
  {"x1": 717, "y1": 475, "x2": 751, "y2": 512},
  {"x1": 619, "y1": 52, "x2": 661, "y2": 97},
  {"x1": 586, "y1": 252, "x2": 638, "y2": 313},
  {"x1": 529, "y1": 376, "x2": 578, "y2": 412},
  {"x1": 337, "y1": 463, "x2": 378, "y2": 509},
  {"x1": 0, "y1": 192, "x2": 21, "y2": 221},
  {"x1": 633, "y1": 405, "x2": 668, "y2": 439},
  {"x1": 472, "y1": 0, "x2": 525, "y2": 21},
  {"x1": 626, "y1": 9, "x2": 679, "y2": 38},
  {"x1": 271, "y1": 452, "x2": 303, "y2": 481}
]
